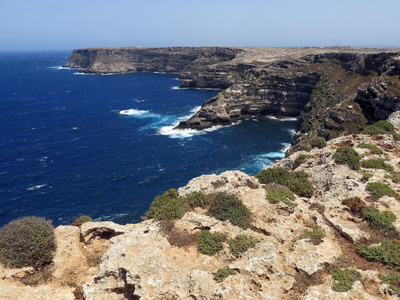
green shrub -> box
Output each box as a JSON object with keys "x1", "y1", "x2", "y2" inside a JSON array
[
  {"x1": 361, "y1": 126, "x2": 387, "y2": 135},
  {"x1": 255, "y1": 167, "x2": 314, "y2": 197},
  {"x1": 362, "y1": 120, "x2": 399, "y2": 140},
  {"x1": 311, "y1": 137, "x2": 327, "y2": 149},
  {"x1": 186, "y1": 191, "x2": 210, "y2": 209},
  {"x1": 293, "y1": 154, "x2": 309, "y2": 169},
  {"x1": 208, "y1": 192, "x2": 252, "y2": 229},
  {"x1": 358, "y1": 143, "x2": 383, "y2": 154},
  {"x1": 333, "y1": 147, "x2": 361, "y2": 170},
  {"x1": 0, "y1": 216, "x2": 56, "y2": 269},
  {"x1": 357, "y1": 239, "x2": 400, "y2": 267},
  {"x1": 362, "y1": 206, "x2": 397, "y2": 232},
  {"x1": 266, "y1": 186, "x2": 296, "y2": 207},
  {"x1": 379, "y1": 273, "x2": 400, "y2": 294},
  {"x1": 148, "y1": 189, "x2": 186, "y2": 221},
  {"x1": 374, "y1": 120, "x2": 395, "y2": 132},
  {"x1": 72, "y1": 215, "x2": 93, "y2": 227},
  {"x1": 214, "y1": 267, "x2": 235, "y2": 283},
  {"x1": 365, "y1": 182, "x2": 398, "y2": 199},
  {"x1": 299, "y1": 225, "x2": 326, "y2": 245},
  {"x1": 361, "y1": 173, "x2": 373, "y2": 182},
  {"x1": 385, "y1": 173, "x2": 400, "y2": 183},
  {"x1": 197, "y1": 230, "x2": 226, "y2": 256},
  {"x1": 361, "y1": 159, "x2": 394, "y2": 173},
  {"x1": 228, "y1": 234, "x2": 258, "y2": 257},
  {"x1": 331, "y1": 268, "x2": 361, "y2": 292}
]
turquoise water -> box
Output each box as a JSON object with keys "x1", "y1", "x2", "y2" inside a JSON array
[{"x1": 0, "y1": 51, "x2": 297, "y2": 226}]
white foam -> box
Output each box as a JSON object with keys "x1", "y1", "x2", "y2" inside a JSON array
[
  {"x1": 281, "y1": 143, "x2": 291, "y2": 153},
  {"x1": 119, "y1": 108, "x2": 150, "y2": 116},
  {"x1": 266, "y1": 116, "x2": 298, "y2": 121},
  {"x1": 73, "y1": 72, "x2": 95, "y2": 75},
  {"x1": 27, "y1": 184, "x2": 47, "y2": 191},
  {"x1": 48, "y1": 66, "x2": 66, "y2": 70},
  {"x1": 286, "y1": 129, "x2": 296, "y2": 136},
  {"x1": 171, "y1": 87, "x2": 180, "y2": 90}
]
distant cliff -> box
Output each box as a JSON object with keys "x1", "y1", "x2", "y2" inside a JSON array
[{"x1": 65, "y1": 47, "x2": 400, "y2": 152}]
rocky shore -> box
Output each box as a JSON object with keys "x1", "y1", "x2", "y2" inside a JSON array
[{"x1": 64, "y1": 46, "x2": 400, "y2": 152}]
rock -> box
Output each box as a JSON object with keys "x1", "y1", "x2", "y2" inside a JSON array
[
  {"x1": 388, "y1": 110, "x2": 400, "y2": 130},
  {"x1": 80, "y1": 221, "x2": 126, "y2": 243}
]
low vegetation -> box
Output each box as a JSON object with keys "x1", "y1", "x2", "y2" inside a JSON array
[
  {"x1": 357, "y1": 239, "x2": 400, "y2": 267},
  {"x1": 148, "y1": 189, "x2": 186, "y2": 221},
  {"x1": 293, "y1": 154, "x2": 309, "y2": 169},
  {"x1": 331, "y1": 268, "x2": 361, "y2": 292},
  {"x1": 299, "y1": 223, "x2": 326, "y2": 245},
  {"x1": 228, "y1": 234, "x2": 258, "y2": 257},
  {"x1": 379, "y1": 273, "x2": 400, "y2": 294},
  {"x1": 208, "y1": 192, "x2": 252, "y2": 229},
  {"x1": 333, "y1": 147, "x2": 361, "y2": 170},
  {"x1": 214, "y1": 267, "x2": 235, "y2": 283},
  {"x1": 159, "y1": 219, "x2": 199, "y2": 249},
  {"x1": 186, "y1": 191, "x2": 210, "y2": 209},
  {"x1": 72, "y1": 215, "x2": 93, "y2": 227},
  {"x1": 361, "y1": 206, "x2": 397, "y2": 233},
  {"x1": 358, "y1": 143, "x2": 383, "y2": 154},
  {"x1": 197, "y1": 230, "x2": 226, "y2": 256},
  {"x1": 365, "y1": 182, "x2": 398, "y2": 199},
  {"x1": 362, "y1": 120, "x2": 400, "y2": 140},
  {"x1": 266, "y1": 184, "x2": 296, "y2": 206},
  {"x1": 361, "y1": 159, "x2": 394, "y2": 173},
  {"x1": 342, "y1": 197, "x2": 365, "y2": 214},
  {"x1": 255, "y1": 167, "x2": 314, "y2": 197},
  {"x1": 0, "y1": 216, "x2": 56, "y2": 269},
  {"x1": 310, "y1": 137, "x2": 327, "y2": 149}
]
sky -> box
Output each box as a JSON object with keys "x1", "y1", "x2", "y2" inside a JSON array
[{"x1": 0, "y1": 0, "x2": 399, "y2": 51}]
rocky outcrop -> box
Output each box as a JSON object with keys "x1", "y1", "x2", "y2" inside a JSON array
[{"x1": 2, "y1": 133, "x2": 399, "y2": 299}]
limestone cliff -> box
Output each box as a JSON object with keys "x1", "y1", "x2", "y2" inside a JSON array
[
  {"x1": 2, "y1": 131, "x2": 400, "y2": 299},
  {"x1": 65, "y1": 47, "x2": 400, "y2": 152}
]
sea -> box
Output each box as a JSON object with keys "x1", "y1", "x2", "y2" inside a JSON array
[{"x1": 0, "y1": 51, "x2": 297, "y2": 227}]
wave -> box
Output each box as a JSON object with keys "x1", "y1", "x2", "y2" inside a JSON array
[
  {"x1": 27, "y1": 184, "x2": 48, "y2": 191},
  {"x1": 119, "y1": 109, "x2": 161, "y2": 119},
  {"x1": 266, "y1": 116, "x2": 298, "y2": 121},
  {"x1": 48, "y1": 66, "x2": 67, "y2": 70}
]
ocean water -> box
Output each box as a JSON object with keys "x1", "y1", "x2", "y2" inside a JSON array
[{"x1": 0, "y1": 51, "x2": 297, "y2": 227}]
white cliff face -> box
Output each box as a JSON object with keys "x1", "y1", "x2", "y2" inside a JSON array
[{"x1": 1, "y1": 133, "x2": 400, "y2": 299}]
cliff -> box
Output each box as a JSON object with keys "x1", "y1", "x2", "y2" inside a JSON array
[
  {"x1": 64, "y1": 47, "x2": 400, "y2": 152},
  {"x1": 1, "y1": 130, "x2": 400, "y2": 299}
]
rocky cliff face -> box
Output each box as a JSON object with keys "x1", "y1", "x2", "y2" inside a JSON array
[{"x1": 2, "y1": 132, "x2": 400, "y2": 299}]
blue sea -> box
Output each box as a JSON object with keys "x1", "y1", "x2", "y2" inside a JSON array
[{"x1": 0, "y1": 51, "x2": 297, "y2": 227}]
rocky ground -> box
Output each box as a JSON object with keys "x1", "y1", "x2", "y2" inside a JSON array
[{"x1": 1, "y1": 124, "x2": 400, "y2": 299}]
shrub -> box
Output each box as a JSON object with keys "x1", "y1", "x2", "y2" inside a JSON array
[
  {"x1": 311, "y1": 137, "x2": 327, "y2": 149},
  {"x1": 357, "y1": 239, "x2": 400, "y2": 267},
  {"x1": 255, "y1": 167, "x2": 314, "y2": 197},
  {"x1": 72, "y1": 215, "x2": 93, "y2": 227},
  {"x1": 362, "y1": 120, "x2": 399, "y2": 140},
  {"x1": 365, "y1": 182, "x2": 398, "y2": 199},
  {"x1": 333, "y1": 147, "x2": 361, "y2": 170},
  {"x1": 148, "y1": 189, "x2": 186, "y2": 221},
  {"x1": 0, "y1": 216, "x2": 56, "y2": 269},
  {"x1": 293, "y1": 154, "x2": 309, "y2": 169},
  {"x1": 186, "y1": 191, "x2": 210, "y2": 209},
  {"x1": 342, "y1": 197, "x2": 365, "y2": 214},
  {"x1": 379, "y1": 273, "x2": 400, "y2": 294},
  {"x1": 358, "y1": 143, "x2": 383, "y2": 154},
  {"x1": 228, "y1": 234, "x2": 258, "y2": 257},
  {"x1": 361, "y1": 126, "x2": 387, "y2": 135},
  {"x1": 385, "y1": 173, "x2": 400, "y2": 183},
  {"x1": 208, "y1": 192, "x2": 252, "y2": 229},
  {"x1": 361, "y1": 173, "x2": 373, "y2": 182},
  {"x1": 299, "y1": 225, "x2": 326, "y2": 245},
  {"x1": 374, "y1": 120, "x2": 395, "y2": 132},
  {"x1": 361, "y1": 159, "x2": 394, "y2": 173},
  {"x1": 362, "y1": 206, "x2": 397, "y2": 232},
  {"x1": 331, "y1": 268, "x2": 361, "y2": 292},
  {"x1": 214, "y1": 267, "x2": 235, "y2": 283},
  {"x1": 266, "y1": 185, "x2": 296, "y2": 207},
  {"x1": 197, "y1": 230, "x2": 226, "y2": 256}
]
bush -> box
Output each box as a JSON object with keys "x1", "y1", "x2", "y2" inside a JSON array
[
  {"x1": 358, "y1": 143, "x2": 383, "y2": 154},
  {"x1": 0, "y1": 216, "x2": 56, "y2": 269},
  {"x1": 293, "y1": 154, "x2": 309, "y2": 169},
  {"x1": 331, "y1": 268, "x2": 361, "y2": 292},
  {"x1": 72, "y1": 215, "x2": 93, "y2": 227},
  {"x1": 208, "y1": 192, "x2": 252, "y2": 229},
  {"x1": 255, "y1": 167, "x2": 314, "y2": 197},
  {"x1": 374, "y1": 120, "x2": 395, "y2": 132},
  {"x1": 148, "y1": 189, "x2": 186, "y2": 221},
  {"x1": 266, "y1": 185, "x2": 296, "y2": 207},
  {"x1": 342, "y1": 197, "x2": 365, "y2": 214},
  {"x1": 362, "y1": 120, "x2": 399, "y2": 140},
  {"x1": 333, "y1": 147, "x2": 361, "y2": 170},
  {"x1": 299, "y1": 225, "x2": 326, "y2": 245},
  {"x1": 357, "y1": 239, "x2": 400, "y2": 267},
  {"x1": 228, "y1": 234, "x2": 258, "y2": 257},
  {"x1": 311, "y1": 137, "x2": 327, "y2": 149},
  {"x1": 197, "y1": 230, "x2": 226, "y2": 256},
  {"x1": 379, "y1": 273, "x2": 400, "y2": 294},
  {"x1": 214, "y1": 267, "x2": 235, "y2": 283},
  {"x1": 186, "y1": 191, "x2": 210, "y2": 209},
  {"x1": 361, "y1": 173, "x2": 373, "y2": 182},
  {"x1": 361, "y1": 159, "x2": 394, "y2": 173},
  {"x1": 362, "y1": 207, "x2": 397, "y2": 232},
  {"x1": 365, "y1": 182, "x2": 398, "y2": 199}
]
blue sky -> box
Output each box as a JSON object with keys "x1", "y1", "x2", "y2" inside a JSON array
[{"x1": 0, "y1": 0, "x2": 399, "y2": 51}]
